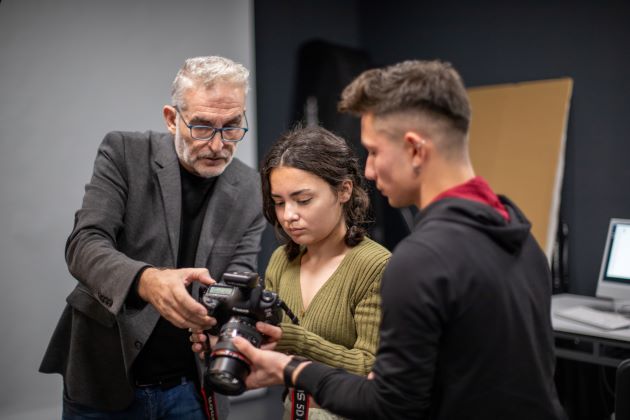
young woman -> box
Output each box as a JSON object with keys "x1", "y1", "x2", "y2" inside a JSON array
[
  {"x1": 262, "y1": 126, "x2": 391, "y2": 419},
  {"x1": 194, "y1": 126, "x2": 390, "y2": 419}
]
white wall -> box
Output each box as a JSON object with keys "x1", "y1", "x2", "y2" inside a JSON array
[{"x1": 0, "y1": 0, "x2": 256, "y2": 417}]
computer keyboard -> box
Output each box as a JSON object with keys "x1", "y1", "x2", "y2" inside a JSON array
[{"x1": 555, "y1": 305, "x2": 630, "y2": 330}]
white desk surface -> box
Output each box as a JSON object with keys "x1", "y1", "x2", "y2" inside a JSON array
[{"x1": 552, "y1": 293, "x2": 630, "y2": 343}]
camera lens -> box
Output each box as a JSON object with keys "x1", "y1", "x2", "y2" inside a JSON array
[
  {"x1": 207, "y1": 348, "x2": 250, "y2": 395},
  {"x1": 206, "y1": 317, "x2": 263, "y2": 395}
]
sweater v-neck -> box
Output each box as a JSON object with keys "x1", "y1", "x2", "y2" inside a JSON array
[{"x1": 293, "y1": 245, "x2": 355, "y2": 316}]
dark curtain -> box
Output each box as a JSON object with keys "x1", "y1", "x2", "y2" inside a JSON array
[{"x1": 290, "y1": 39, "x2": 411, "y2": 250}]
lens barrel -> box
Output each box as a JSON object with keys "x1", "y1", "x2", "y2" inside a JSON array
[{"x1": 206, "y1": 317, "x2": 263, "y2": 395}]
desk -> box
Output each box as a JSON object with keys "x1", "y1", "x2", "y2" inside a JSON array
[{"x1": 552, "y1": 294, "x2": 630, "y2": 367}]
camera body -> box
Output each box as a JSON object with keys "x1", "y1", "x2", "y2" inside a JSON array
[{"x1": 200, "y1": 271, "x2": 283, "y2": 395}]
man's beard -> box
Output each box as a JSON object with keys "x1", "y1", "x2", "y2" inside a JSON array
[{"x1": 174, "y1": 125, "x2": 233, "y2": 178}]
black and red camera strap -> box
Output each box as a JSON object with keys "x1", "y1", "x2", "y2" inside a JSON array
[
  {"x1": 201, "y1": 386, "x2": 219, "y2": 420},
  {"x1": 291, "y1": 387, "x2": 310, "y2": 420}
]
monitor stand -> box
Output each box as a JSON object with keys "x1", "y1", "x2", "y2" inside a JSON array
[
  {"x1": 590, "y1": 297, "x2": 630, "y2": 314},
  {"x1": 612, "y1": 299, "x2": 630, "y2": 315}
]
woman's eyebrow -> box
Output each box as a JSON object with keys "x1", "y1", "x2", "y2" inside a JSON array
[{"x1": 270, "y1": 189, "x2": 312, "y2": 198}]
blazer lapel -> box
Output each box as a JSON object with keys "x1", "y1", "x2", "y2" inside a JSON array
[{"x1": 153, "y1": 133, "x2": 181, "y2": 265}]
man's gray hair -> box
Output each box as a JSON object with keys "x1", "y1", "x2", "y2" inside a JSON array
[{"x1": 171, "y1": 56, "x2": 249, "y2": 109}]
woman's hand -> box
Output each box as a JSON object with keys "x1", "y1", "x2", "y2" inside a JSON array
[
  {"x1": 189, "y1": 329, "x2": 218, "y2": 360},
  {"x1": 256, "y1": 322, "x2": 283, "y2": 350}
]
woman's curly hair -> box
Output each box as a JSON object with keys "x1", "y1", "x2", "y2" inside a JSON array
[{"x1": 260, "y1": 125, "x2": 371, "y2": 260}]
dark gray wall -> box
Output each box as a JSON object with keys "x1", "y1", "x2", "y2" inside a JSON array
[
  {"x1": 255, "y1": 0, "x2": 630, "y2": 297},
  {"x1": 0, "y1": 1, "x2": 257, "y2": 418},
  {"x1": 254, "y1": 0, "x2": 362, "y2": 272},
  {"x1": 356, "y1": 0, "x2": 630, "y2": 296},
  {"x1": 253, "y1": 4, "x2": 630, "y2": 419},
  {"x1": 254, "y1": 0, "x2": 361, "y2": 150}
]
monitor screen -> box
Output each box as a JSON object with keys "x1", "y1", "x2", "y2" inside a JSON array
[
  {"x1": 604, "y1": 222, "x2": 630, "y2": 282},
  {"x1": 596, "y1": 218, "x2": 630, "y2": 301}
]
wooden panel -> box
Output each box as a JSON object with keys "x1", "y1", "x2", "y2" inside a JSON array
[{"x1": 468, "y1": 78, "x2": 573, "y2": 258}]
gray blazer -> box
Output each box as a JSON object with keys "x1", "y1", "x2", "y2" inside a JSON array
[{"x1": 39, "y1": 131, "x2": 266, "y2": 414}]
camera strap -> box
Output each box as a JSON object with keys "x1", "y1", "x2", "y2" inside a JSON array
[
  {"x1": 201, "y1": 385, "x2": 219, "y2": 420},
  {"x1": 290, "y1": 388, "x2": 310, "y2": 420},
  {"x1": 283, "y1": 299, "x2": 306, "y2": 419}
]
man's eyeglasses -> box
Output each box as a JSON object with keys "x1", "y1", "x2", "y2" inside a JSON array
[{"x1": 174, "y1": 105, "x2": 248, "y2": 142}]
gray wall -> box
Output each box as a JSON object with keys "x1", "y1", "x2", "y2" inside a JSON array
[{"x1": 0, "y1": 0, "x2": 257, "y2": 417}]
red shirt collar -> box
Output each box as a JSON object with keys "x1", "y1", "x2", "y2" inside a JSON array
[{"x1": 431, "y1": 176, "x2": 510, "y2": 221}]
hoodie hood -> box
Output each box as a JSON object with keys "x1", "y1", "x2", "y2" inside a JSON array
[{"x1": 414, "y1": 195, "x2": 532, "y2": 254}]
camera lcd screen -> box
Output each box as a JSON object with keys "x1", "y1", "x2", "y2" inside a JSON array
[{"x1": 209, "y1": 286, "x2": 234, "y2": 296}]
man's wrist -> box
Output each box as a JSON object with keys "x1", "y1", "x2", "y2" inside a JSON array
[
  {"x1": 283, "y1": 356, "x2": 310, "y2": 388},
  {"x1": 137, "y1": 267, "x2": 160, "y2": 300},
  {"x1": 125, "y1": 266, "x2": 152, "y2": 307}
]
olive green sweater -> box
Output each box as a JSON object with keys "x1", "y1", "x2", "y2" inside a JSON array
[{"x1": 265, "y1": 238, "x2": 390, "y2": 376}]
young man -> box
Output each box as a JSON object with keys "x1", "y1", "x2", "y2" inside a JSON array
[
  {"x1": 40, "y1": 56, "x2": 266, "y2": 419},
  {"x1": 231, "y1": 60, "x2": 567, "y2": 420}
]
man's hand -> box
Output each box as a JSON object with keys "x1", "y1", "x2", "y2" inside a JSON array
[
  {"x1": 137, "y1": 267, "x2": 216, "y2": 330},
  {"x1": 256, "y1": 321, "x2": 283, "y2": 351},
  {"x1": 232, "y1": 336, "x2": 295, "y2": 389}
]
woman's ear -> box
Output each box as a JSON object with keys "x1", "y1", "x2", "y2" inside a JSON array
[
  {"x1": 163, "y1": 105, "x2": 177, "y2": 134},
  {"x1": 338, "y1": 179, "x2": 353, "y2": 204}
]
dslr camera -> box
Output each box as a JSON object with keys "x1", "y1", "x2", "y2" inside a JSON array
[{"x1": 200, "y1": 271, "x2": 295, "y2": 395}]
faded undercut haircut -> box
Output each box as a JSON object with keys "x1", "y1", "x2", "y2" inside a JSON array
[
  {"x1": 339, "y1": 60, "x2": 471, "y2": 154},
  {"x1": 171, "y1": 56, "x2": 249, "y2": 109},
  {"x1": 261, "y1": 125, "x2": 371, "y2": 261}
]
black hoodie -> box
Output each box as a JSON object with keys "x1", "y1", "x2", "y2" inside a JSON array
[{"x1": 298, "y1": 196, "x2": 567, "y2": 420}]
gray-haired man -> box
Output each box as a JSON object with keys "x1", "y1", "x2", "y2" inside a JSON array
[{"x1": 40, "y1": 56, "x2": 266, "y2": 419}]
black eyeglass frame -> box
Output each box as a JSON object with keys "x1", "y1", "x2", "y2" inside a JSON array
[{"x1": 173, "y1": 105, "x2": 249, "y2": 142}]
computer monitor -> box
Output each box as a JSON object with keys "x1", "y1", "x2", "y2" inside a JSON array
[{"x1": 595, "y1": 218, "x2": 630, "y2": 307}]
